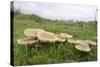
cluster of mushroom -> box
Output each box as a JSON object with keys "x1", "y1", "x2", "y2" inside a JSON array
[
  {"x1": 67, "y1": 39, "x2": 96, "y2": 52},
  {"x1": 17, "y1": 28, "x2": 97, "y2": 52}
]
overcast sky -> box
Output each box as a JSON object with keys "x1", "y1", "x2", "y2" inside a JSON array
[{"x1": 14, "y1": 1, "x2": 97, "y2": 21}]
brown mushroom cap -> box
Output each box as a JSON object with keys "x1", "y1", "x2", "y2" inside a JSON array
[
  {"x1": 24, "y1": 28, "x2": 44, "y2": 37},
  {"x1": 37, "y1": 31, "x2": 57, "y2": 42},
  {"x1": 59, "y1": 33, "x2": 73, "y2": 39},
  {"x1": 17, "y1": 37, "x2": 38, "y2": 45},
  {"x1": 85, "y1": 40, "x2": 96, "y2": 46},
  {"x1": 75, "y1": 44, "x2": 91, "y2": 52}
]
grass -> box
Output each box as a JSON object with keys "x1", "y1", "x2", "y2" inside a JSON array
[{"x1": 13, "y1": 14, "x2": 97, "y2": 66}]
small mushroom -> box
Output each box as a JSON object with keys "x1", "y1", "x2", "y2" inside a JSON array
[
  {"x1": 37, "y1": 31, "x2": 57, "y2": 42},
  {"x1": 67, "y1": 39, "x2": 82, "y2": 44},
  {"x1": 75, "y1": 44, "x2": 91, "y2": 52},
  {"x1": 56, "y1": 35, "x2": 66, "y2": 42},
  {"x1": 75, "y1": 40, "x2": 86, "y2": 43},
  {"x1": 67, "y1": 39, "x2": 77, "y2": 44},
  {"x1": 85, "y1": 40, "x2": 96, "y2": 46},
  {"x1": 59, "y1": 33, "x2": 73, "y2": 39},
  {"x1": 17, "y1": 37, "x2": 38, "y2": 45},
  {"x1": 24, "y1": 28, "x2": 44, "y2": 37},
  {"x1": 76, "y1": 39, "x2": 97, "y2": 46}
]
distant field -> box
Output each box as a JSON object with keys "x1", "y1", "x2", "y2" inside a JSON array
[{"x1": 13, "y1": 14, "x2": 97, "y2": 65}]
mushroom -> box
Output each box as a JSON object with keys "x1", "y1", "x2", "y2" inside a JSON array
[
  {"x1": 59, "y1": 33, "x2": 73, "y2": 39},
  {"x1": 75, "y1": 44, "x2": 91, "y2": 52},
  {"x1": 76, "y1": 39, "x2": 97, "y2": 46},
  {"x1": 67, "y1": 39, "x2": 77, "y2": 44},
  {"x1": 75, "y1": 40, "x2": 86, "y2": 43},
  {"x1": 85, "y1": 40, "x2": 96, "y2": 46},
  {"x1": 37, "y1": 31, "x2": 57, "y2": 42},
  {"x1": 17, "y1": 37, "x2": 38, "y2": 45},
  {"x1": 67, "y1": 39, "x2": 83, "y2": 44},
  {"x1": 56, "y1": 34, "x2": 66, "y2": 42},
  {"x1": 24, "y1": 28, "x2": 44, "y2": 37}
]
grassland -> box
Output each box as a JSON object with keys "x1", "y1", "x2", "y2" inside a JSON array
[{"x1": 13, "y1": 14, "x2": 97, "y2": 66}]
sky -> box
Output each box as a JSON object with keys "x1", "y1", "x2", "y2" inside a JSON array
[{"x1": 14, "y1": 1, "x2": 97, "y2": 21}]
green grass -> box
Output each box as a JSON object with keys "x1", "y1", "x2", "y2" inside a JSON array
[{"x1": 13, "y1": 14, "x2": 97, "y2": 66}]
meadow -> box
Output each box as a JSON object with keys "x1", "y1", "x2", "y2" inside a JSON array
[{"x1": 13, "y1": 14, "x2": 97, "y2": 66}]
